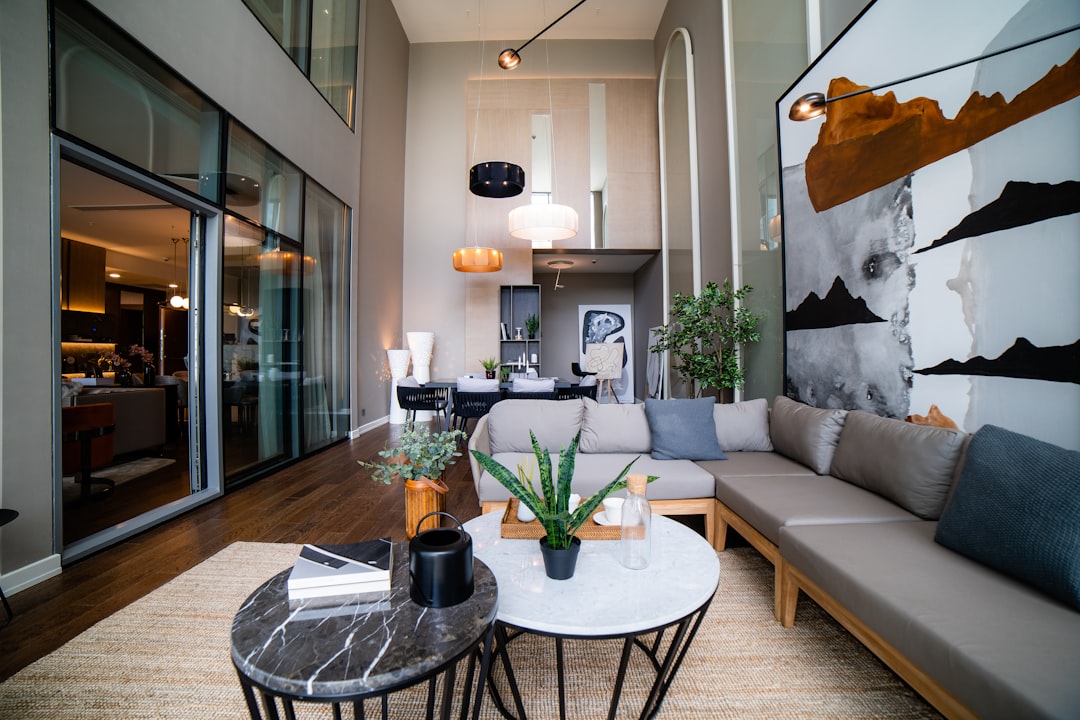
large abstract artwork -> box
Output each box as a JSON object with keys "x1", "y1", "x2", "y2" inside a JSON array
[
  {"x1": 579, "y1": 304, "x2": 634, "y2": 403},
  {"x1": 779, "y1": 0, "x2": 1080, "y2": 450}
]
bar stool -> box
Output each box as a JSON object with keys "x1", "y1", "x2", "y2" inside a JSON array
[{"x1": 0, "y1": 508, "x2": 17, "y2": 628}]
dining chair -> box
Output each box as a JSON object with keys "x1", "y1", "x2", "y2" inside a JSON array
[
  {"x1": 450, "y1": 389, "x2": 503, "y2": 436},
  {"x1": 557, "y1": 384, "x2": 598, "y2": 400},
  {"x1": 504, "y1": 391, "x2": 559, "y2": 401},
  {"x1": 397, "y1": 385, "x2": 451, "y2": 431}
]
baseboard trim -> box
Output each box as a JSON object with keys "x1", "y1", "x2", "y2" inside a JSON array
[
  {"x1": 3, "y1": 553, "x2": 62, "y2": 596},
  {"x1": 350, "y1": 416, "x2": 388, "y2": 438}
]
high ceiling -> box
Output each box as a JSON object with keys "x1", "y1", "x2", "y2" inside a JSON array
[{"x1": 390, "y1": 0, "x2": 667, "y2": 44}]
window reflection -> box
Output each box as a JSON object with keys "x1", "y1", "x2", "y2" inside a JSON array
[{"x1": 241, "y1": 0, "x2": 358, "y2": 127}]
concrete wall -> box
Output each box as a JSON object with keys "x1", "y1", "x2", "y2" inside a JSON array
[
  {"x1": 0, "y1": 0, "x2": 57, "y2": 585},
  {"x1": 356, "y1": 0, "x2": 410, "y2": 426},
  {"x1": 654, "y1": 0, "x2": 732, "y2": 286},
  {"x1": 534, "y1": 273, "x2": 635, "y2": 387}
]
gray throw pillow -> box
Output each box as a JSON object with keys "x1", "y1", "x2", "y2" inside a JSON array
[
  {"x1": 580, "y1": 398, "x2": 651, "y2": 453},
  {"x1": 488, "y1": 398, "x2": 583, "y2": 454},
  {"x1": 644, "y1": 398, "x2": 727, "y2": 461},
  {"x1": 935, "y1": 425, "x2": 1080, "y2": 611},
  {"x1": 713, "y1": 398, "x2": 773, "y2": 452},
  {"x1": 830, "y1": 411, "x2": 967, "y2": 520},
  {"x1": 769, "y1": 396, "x2": 847, "y2": 474}
]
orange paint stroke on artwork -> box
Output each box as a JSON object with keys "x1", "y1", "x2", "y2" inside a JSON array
[{"x1": 804, "y1": 47, "x2": 1080, "y2": 212}]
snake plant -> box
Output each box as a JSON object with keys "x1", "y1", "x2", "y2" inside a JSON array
[{"x1": 470, "y1": 430, "x2": 655, "y2": 549}]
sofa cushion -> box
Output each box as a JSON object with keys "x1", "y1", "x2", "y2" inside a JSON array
[
  {"x1": 457, "y1": 376, "x2": 499, "y2": 392},
  {"x1": 697, "y1": 451, "x2": 817, "y2": 480},
  {"x1": 579, "y1": 398, "x2": 651, "y2": 453},
  {"x1": 644, "y1": 398, "x2": 727, "y2": 461},
  {"x1": 487, "y1": 399, "x2": 583, "y2": 455},
  {"x1": 935, "y1": 424, "x2": 1080, "y2": 611},
  {"x1": 716, "y1": 474, "x2": 917, "y2": 544},
  {"x1": 769, "y1": 396, "x2": 847, "y2": 474},
  {"x1": 476, "y1": 451, "x2": 714, "y2": 502},
  {"x1": 780, "y1": 521, "x2": 1080, "y2": 720},
  {"x1": 512, "y1": 377, "x2": 555, "y2": 392},
  {"x1": 713, "y1": 398, "x2": 773, "y2": 451},
  {"x1": 830, "y1": 410, "x2": 967, "y2": 520}
]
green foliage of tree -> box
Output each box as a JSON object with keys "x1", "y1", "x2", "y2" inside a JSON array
[{"x1": 649, "y1": 280, "x2": 762, "y2": 397}]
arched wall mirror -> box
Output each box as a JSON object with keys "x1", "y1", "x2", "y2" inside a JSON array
[{"x1": 658, "y1": 27, "x2": 701, "y2": 398}]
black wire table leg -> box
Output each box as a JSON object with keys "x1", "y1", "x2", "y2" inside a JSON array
[
  {"x1": 487, "y1": 623, "x2": 527, "y2": 720},
  {"x1": 606, "y1": 636, "x2": 636, "y2": 720},
  {"x1": 469, "y1": 623, "x2": 495, "y2": 720},
  {"x1": 555, "y1": 636, "x2": 567, "y2": 720}
]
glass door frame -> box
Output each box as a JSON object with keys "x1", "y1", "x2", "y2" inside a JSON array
[{"x1": 53, "y1": 138, "x2": 226, "y2": 563}]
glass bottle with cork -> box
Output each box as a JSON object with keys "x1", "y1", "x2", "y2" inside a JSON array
[{"x1": 619, "y1": 473, "x2": 651, "y2": 569}]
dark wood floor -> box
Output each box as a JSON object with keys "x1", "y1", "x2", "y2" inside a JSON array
[{"x1": 0, "y1": 422, "x2": 485, "y2": 682}]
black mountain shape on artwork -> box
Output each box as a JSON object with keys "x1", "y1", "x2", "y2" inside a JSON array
[
  {"x1": 915, "y1": 337, "x2": 1079, "y2": 384},
  {"x1": 914, "y1": 180, "x2": 1080, "y2": 254},
  {"x1": 786, "y1": 277, "x2": 886, "y2": 331}
]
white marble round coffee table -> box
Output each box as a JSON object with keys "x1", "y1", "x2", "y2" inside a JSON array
[{"x1": 465, "y1": 511, "x2": 719, "y2": 720}]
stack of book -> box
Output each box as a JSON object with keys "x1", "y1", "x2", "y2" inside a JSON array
[{"x1": 286, "y1": 538, "x2": 393, "y2": 603}]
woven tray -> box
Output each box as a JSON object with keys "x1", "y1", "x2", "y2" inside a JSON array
[{"x1": 500, "y1": 498, "x2": 620, "y2": 540}]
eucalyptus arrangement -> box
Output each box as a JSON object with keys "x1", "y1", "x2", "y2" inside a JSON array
[
  {"x1": 359, "y1": 425, "x2": 466, "y2": 484},
  {"x1": 649, "y1": 279, "x2": 762, "y2": 397},
  {"x1": 471, "y1": 429, "x2": 655, "y2": 578}
]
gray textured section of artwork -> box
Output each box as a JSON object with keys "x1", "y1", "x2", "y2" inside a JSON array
[{"x1": 784, "y1": 168, "x2": 915, "y2": 417}]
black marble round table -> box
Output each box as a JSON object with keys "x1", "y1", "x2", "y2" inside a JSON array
[{"x1": 231, "y1": 542, "x2": 498, "y2": 717}]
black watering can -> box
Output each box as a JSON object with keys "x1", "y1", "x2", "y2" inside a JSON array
[{"x1": 409, "y1": 512, "x2": 474, "y2": 608}]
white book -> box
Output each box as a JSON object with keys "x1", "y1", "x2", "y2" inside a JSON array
[
  {"x1": 287, "y1": 538, "x2": 392, "y2": 591},
  {"x1": 288, "y1": 582, "x2": 392, "y2": 603}
]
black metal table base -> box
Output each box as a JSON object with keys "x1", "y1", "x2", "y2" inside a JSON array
[
  {"x1": 486, "y1": 598, "x2": 712, "y2": 720},
  {"x1": 236, "y1": 624, "x2": 494, "y2": 720}
]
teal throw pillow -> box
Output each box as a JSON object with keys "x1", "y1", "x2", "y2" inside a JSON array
[
  {"x1": 645, "y1": 398, "x2": 727, "y2": 461},
  {"x1": 935, "y1": 424, "x2": 1080, "y2": 610}
]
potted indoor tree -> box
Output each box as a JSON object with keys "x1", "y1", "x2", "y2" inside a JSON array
[
  {"x1": 359, "y1": 425, "x2": 466, "y2": 537},
  {"x1": 525, "y1": 313, "x2": 539, "y2": 339},
  {"x1": 479, "y1": 356, "x2": 500, "y2": 379},
  {"x1": 471, "y1": 430, "x2": 653, "y2": 579},
  {"x1": 649, "y1": 279, "x2": 762, "y2": 398}
]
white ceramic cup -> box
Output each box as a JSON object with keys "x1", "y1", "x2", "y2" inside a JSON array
[
  {"x1": 516, "y1": 502, "x2": 536, "y2": 523},
  {"x1": 568, "y1": 493, "x2": 581, "y2": 513},
  {"x1": 602, "y1": 497, "x2": 624, "y2": 524}
]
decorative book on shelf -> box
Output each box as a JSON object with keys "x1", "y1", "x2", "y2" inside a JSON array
[{"x1": 287, "y1": 538, "x2": 393, "y2": 600}]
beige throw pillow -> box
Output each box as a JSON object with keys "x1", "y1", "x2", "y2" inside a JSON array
[
  {"x1": 713, "y1": 398, "x2": 773, "y2": 451},
  {"x1": 579, "y1": 398, "x2": 651, "y2": 453}
]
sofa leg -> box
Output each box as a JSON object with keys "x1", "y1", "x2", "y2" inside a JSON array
[
  {"x1": 703, "y1": 502, "x2": 717, "y2": 548},
  {"x1": 778, "y1": 560, "x2": 799, "y2": 628},
  {"x1": 714, "y1": 511, "x2": 729, "y2": 552}
]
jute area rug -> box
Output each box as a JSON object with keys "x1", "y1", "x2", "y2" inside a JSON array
[{"x1": 0, "y1": 542, "x2": 939, "y2": 719}]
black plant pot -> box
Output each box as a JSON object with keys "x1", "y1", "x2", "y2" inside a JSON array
[{"x1": 539, "y1": 536, "x2": 581, "y2": 580}]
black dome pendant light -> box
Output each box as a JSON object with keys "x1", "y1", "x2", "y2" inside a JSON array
[{"x1": 469, "y1": 160, "x2": 525, "y2": 198}]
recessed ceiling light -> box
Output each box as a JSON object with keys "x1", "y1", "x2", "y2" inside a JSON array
[
  {"x1": 108, "y1": 272, "x2": 121, "y2": 278},
  {"x1": 546, "y1": 260, "x2": 574, "y2": 268}
]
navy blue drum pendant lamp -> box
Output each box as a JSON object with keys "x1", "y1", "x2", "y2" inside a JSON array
[{"x1": 469, "y1": 161, "x2": 524, "y2": 198}]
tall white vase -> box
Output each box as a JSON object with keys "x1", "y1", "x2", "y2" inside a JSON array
[
  {"x1": 406, "y1": 332, "x2": 435, "y2": 384},
  {"x1": 387, "y1": 348, "x2": 411, "y2": 425},
  {"x1": 406, "y1": 332, "x2": 436, "y2": 422}
]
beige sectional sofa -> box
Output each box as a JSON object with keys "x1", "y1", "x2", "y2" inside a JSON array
[
  {"x1": 467, "y1": 397, "x2": 720, "y2": 542},
  {"x1": 468, "y1": 395, "x2": 1080, "y2": 719}
]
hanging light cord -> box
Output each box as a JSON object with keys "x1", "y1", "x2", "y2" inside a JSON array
[
  {"x1": 544, "y1": 34, "x2": 559, "y2": 205},
  {"x1": 508, "y1": 0, "x2": 589, "y2": 63}
]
